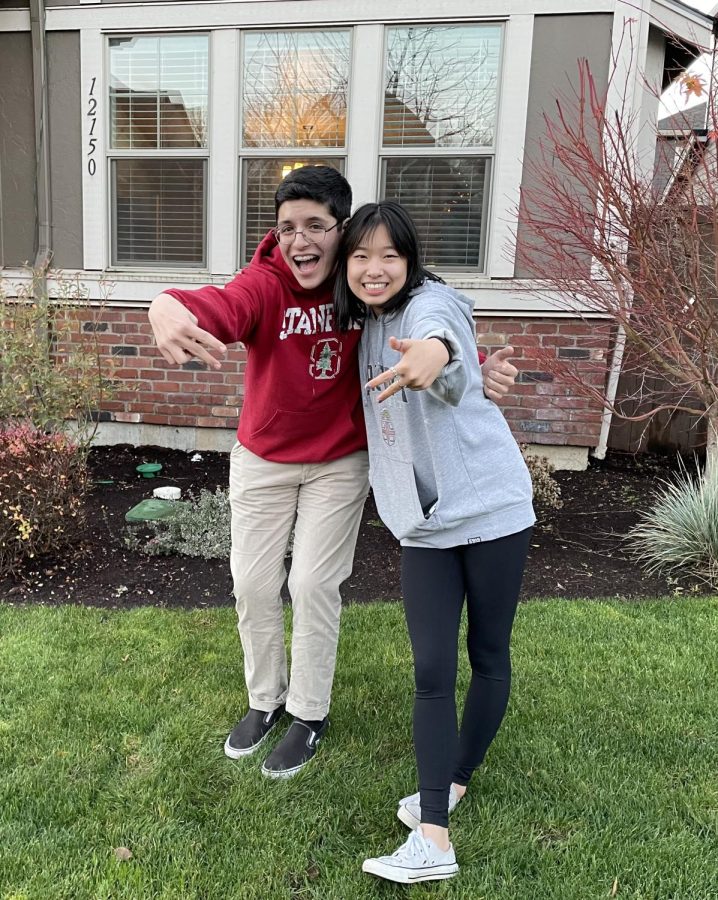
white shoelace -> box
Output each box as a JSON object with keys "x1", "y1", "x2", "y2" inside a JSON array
[{"x1": 392, "y1": 828, "x2": 433, "y2": 865}]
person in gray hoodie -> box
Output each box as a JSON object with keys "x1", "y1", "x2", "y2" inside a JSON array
[{"x1": 334, "y1": 201, "x2": 535, "y2": 885}]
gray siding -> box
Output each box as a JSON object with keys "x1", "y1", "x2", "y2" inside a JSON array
[
  {"x1": 0, "y1": 31, "x2": 36, "y2": 267},
  {"x1": 48, "y1": 31, "x2": 83, "y2": 268},
  {"x1": 514, "y1": 13, "x2": 613, "y2": 278}
]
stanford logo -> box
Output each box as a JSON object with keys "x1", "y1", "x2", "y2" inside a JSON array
[{"x1": 310, "y1": 339, "x2": 341, "y2": 379}]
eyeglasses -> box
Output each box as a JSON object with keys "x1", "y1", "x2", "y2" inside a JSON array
[{"x1": 273, "y1": 222, "x2": 340, "y2": 244}]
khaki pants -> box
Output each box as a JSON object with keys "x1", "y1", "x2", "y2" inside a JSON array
[{"x1": 228, "y1": 443, "x2": 369, "y2": 721}]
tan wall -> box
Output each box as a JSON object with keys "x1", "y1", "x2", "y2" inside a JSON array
[
  {"x1": 514, "y1": 12, "x2": 613, "y2": 279},
  {"x1": 0, "y1": 31, "x2": 36, "y2": 267}
]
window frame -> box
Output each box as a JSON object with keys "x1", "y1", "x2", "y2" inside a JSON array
[
  {"x1": 377, "y1": 21, "x2": 504, "y2": 273},
  {"x1": 237, "y1": 26, "x2": 353, "y2": 265},
  {"x1": 105, "y1": 31, "x2": 211, "y2": 271},
  {"x1": 83, "y1": 13, "x2": 534, "y2": 284}
]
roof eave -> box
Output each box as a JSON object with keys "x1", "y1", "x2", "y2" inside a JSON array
[{"x1": 650, "y1": 0, "x2": 715, "y2": 49}]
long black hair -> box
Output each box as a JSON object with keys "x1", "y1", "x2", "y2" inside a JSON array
[{"x1": 333, "y1": 200, "x2": 443, "y2": 332}]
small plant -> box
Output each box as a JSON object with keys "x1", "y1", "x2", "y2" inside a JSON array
[
  {"x1": 0, "y1": 267, "x2": 119, "y2": 452},
  {"x1": 628, "y1": 465, "x2": 718, "y2": 588},
  {"x1": 140, "y1": 487, "x2": 231, "y2": 559},
  {"x1": 0, "y1": 423, "x2": 88, "y2": 577},
  {"x1": 521, "y1": 447, "x2": 563, "y2": 511}
]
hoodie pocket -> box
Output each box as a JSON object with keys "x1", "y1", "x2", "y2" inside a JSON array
[
  {"x1": 249, "y1": 405, "x2": 357, "y2": 458},
  {"x1": 251, "y1": 410, "x2": 280, "y2": 439},
  {"x1": 370, "y1": 454, "x2": 441, "y2": 541}
]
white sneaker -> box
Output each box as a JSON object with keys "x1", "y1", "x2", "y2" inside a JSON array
[
  {"x1": 362, "y1": 826, "x2": 459, "y2": 884},
  {"x1": 397, "y1": 783, "x2": 461, "y2": 830}
]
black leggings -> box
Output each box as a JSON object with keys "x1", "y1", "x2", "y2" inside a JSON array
[{"x1": 401, "y1": 527, "x2": 532, "y2": 828}]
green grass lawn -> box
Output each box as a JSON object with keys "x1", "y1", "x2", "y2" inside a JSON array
[{"x1": 1, "y1": 599, "x2": 717, "y2": 900}]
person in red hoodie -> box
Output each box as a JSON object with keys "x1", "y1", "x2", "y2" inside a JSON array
[{"x1": 148, "y1": 166, "x2": 517, "y2": 778}]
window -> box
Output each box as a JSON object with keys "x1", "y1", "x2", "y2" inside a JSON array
[
  {"x1": 239, "y1": 30, "x2": 351, "y2": 263},
  {"x1": 109, "y1": 34, "x2": 209, "y2": 267},
  {"x1": 380, "y1": 24, "x2": 501, "y2": 269}
]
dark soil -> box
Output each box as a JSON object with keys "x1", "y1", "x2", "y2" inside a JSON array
[{"x1": 1, "y1": 445, "x2": 706, "y2": 609}]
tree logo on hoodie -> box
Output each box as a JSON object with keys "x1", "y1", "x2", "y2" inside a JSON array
[{"x1": 310, "y1": 339, "x2": 341, "y2": 379}]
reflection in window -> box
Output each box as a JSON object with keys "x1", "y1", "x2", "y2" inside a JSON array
[
  {"x1": 242, "y1": 31, "x2": 350, "y2": 148},
  {"x1": 383, "y1": 25, "x2": 501, "y2": 148},
  {"x1": 383, "y1": 157, "x2": 491, "y2": 269},
  {"x1": 241, "y1": 159, "x2": 344, "y2": 263},
  {"x1": 110, "y1": 35, "x2": 209, "y2": 149}
]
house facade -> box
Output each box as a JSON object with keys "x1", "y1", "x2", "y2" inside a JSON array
[{"x1": 0, "y1": 0, "x2": 713, "y2": 467}]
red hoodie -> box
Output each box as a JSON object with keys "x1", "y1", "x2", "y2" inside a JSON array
[{"x1": 165, "y1": 231, "x2": 366, "y2": 464}]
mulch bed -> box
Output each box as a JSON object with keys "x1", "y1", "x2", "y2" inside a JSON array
[{"x1": 1, "y1": 444, "x2": 707, "y2": 609}]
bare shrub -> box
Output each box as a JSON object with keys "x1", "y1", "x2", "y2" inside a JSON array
[{"x1": 0, "y1": 423, "x2": 88, "y2": 577}]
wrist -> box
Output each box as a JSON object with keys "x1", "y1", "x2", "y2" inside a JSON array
[{"x1": 429, "y1": 336, "x2": 453, "y2": 364}]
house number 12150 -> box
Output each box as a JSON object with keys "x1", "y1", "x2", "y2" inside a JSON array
[{"x1": 87, "y1": 76, "x2": 98, "y2": 176}]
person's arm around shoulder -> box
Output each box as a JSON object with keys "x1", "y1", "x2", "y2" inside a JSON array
[
  {"x1": 149, "y1": 292, "x2": 227, "y2": 370},
  {"x1": 481, "y1": 346, "x2": 518, "y2": 403}
]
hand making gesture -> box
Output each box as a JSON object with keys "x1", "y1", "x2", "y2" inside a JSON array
[
  {"x1": 149, "y1": 293, "x2": 227, "y2": 370},
  {"x1": 365, "y1": 337, "x2": 517, "y2": 404}
]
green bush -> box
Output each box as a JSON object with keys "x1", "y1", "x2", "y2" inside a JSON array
[
  {"x1": 0, "y1": 423, "x2": 88, "y2": 577},
  {"x1": 139, "y1": 488, "x2": 232, "y2": 559},
  {"x1": 0, "y1": 268, "x2": 119, "y2": 450},
  {"x1": 521, "y1": 447, "x2": 563, "y2": 511},
  {"x1": 628, "y1": 465, "x2": 718, "y2": 588}
]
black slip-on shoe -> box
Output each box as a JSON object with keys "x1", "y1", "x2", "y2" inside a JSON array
[
  {"x1": 260, "y1": 717, "x2": 329, "y2": 779},
  {"x1": 224, "y1": 706, "x2": 286, "y2": 759}
]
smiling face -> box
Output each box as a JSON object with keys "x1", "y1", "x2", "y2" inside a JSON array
[
  {"x1": 346, "y1": 223, "x2": 408, "y2": 313},
  {"x1": 275, "y1": 199, "x2": 342, "y2": 290}
]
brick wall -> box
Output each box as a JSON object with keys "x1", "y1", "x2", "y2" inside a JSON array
[
  {"x1": 57, "y1": 308, "x2": 247, "y2": 431},
  {"x1": 58, "y1": 307, "x2": 611, "y2": 449},
  {"x1": 475, "y1": 317, "x2": 610, "y2": 447}
]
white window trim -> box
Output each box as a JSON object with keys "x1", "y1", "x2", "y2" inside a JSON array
[
  {"x1": 485, "y1": 13, "x2": 533, "y2": 278},
  {"x1": 208, "y1": 29, "x2": 240, "y2": 274},
  {"x1": 41, "y1": 1, "x2": 617, "y2": 33},
  {"x1": 345, "y1": 24, "x2": 384, "y2": 208},
  {"x1": 0, "y1": 9, "x2": 30, "y2": 31},
  {"x1": 81, "y1": 29, "x2": 107, "y2": 271}
]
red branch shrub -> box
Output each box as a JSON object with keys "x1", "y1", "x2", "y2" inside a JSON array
[{"x1": 0, "y1": 424, "x2": 88, "y2": 577}]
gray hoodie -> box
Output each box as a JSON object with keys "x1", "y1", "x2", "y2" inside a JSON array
[{"x1": 359, "y1": 280, "x2": 535, "y2": 548}]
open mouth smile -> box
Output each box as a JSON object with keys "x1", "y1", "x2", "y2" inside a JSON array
[{"x1": 293, "y1": 254, "x2": 321, "y2": 273}]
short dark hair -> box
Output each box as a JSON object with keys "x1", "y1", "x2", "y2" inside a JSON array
[
  {"x1": 274, "y1": 165, "x2": 352, "y2": 222},
  {"x1": 333, "y1": 200, "x2": 443, "y2": 331}
]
